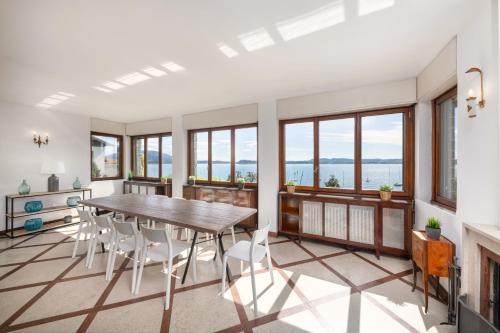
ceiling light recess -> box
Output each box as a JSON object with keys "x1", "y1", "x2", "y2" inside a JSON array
[
  {"x1": 142, "y1": 67, "x2": 167, "y2": 77},
  {"x1": 102, "y1": 81, "x2": 125, "y2": 90},
  {"x1": 218, "y1": 43, "x2": 239, "y2": 58},
  {"x1": 115, "y1": 72, "x2": 152, "y2": 85},
  {"x1": 238, "y1": 28, "x2": 275, "y2": 51},
  {"x1": 162, "y1": 62, "x2": 185, "y2": 72}
]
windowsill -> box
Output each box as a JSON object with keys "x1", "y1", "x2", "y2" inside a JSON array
[
  {"x1": 430, "y1": 199, "x2": 456, "y2": 213},
  {"x1": 91, "y1": 177, "x2": 124, "y2": 182}
]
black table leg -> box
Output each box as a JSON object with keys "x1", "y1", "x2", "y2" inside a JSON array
[
  {"x1": 213, "y1": 231, "x2": 224, "y2": 261},
  {"x1": 182, "y1": 231, "x2": 198, "y2": 284},
  {"x1": 218, "y1": 233, "x2": 232, "y2": 282}
]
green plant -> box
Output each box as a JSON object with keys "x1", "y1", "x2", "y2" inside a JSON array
[
  {"x1": 161, "y1": 176, "x2": 168, "y2": 182},
  {"x1": 127, "y1": 170, "x2": 133, "y2": 178},
  {"x1": 188, "y1": 175, "x2": 196, "y2": 180},
  {"x1": 92, "y1": 161, "x2": 101, "y2": 178},
  {"x1": 379, "y1": 184, "x2": 393, "y2": 192},
  {"x1": 324, "y1": 174, "x2": 340, "y2": 188},
  {"x1": 237, "y1": 178, "x2": 245, "y2": 184},
  {"x1": 426, "y1": 217, "x2": 441, "y2": 229},
  {"x1": 286, "y1": 180, "x2": 297, "y2": 186}
]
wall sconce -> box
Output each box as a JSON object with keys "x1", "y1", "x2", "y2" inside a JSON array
[
  {"x1": 33, "y1": 132, "x2": 49, "y2": 148},
  {"x1": 465, "y1": 67, "x2": 485, "y2": 118}
]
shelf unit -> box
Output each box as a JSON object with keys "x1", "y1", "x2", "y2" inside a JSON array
[
  {"x1": 123, "y1": 180, "x2": 172, "y2": 197},
  {"x1": 4, "y1": 188, "x2": 92, "y2": 238}
]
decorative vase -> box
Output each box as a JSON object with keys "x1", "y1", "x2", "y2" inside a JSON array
[
  {"x1": 24, "y1": 201, "x2": 43, "y2": 213},
  {"x1": 380, "y1": 191, "x2": 392, "y2": 201},
  {"x1": 24, "y1": 218, "x2": 43, "y2": 231},
  {"x1": 72, "y1": 177, "x2": 81, "y2": 189},
  {"x1": 287, "y1": 185, "x2": 296, "y2": 194},
  {"x1": 66, "y1": 196, "x2": 81, "y2": 207},
  {"x1": 63, "y1": 215, "x2": 73, "y2": 224},
  {"x1": 18, "y1": 179, "x2": 31, "y2": 195},
  {"x1": 48, "y1": 174, "x2": 59, "y2": 192},
  {"x1": 425, "y1": 226, "x2": 441, "y2": 240}
]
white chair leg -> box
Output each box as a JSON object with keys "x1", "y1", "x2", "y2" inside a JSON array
[
  {"x1": 131, "y1": 249, "x2": 139, "y2": 292},
  {"x1": 107, "y1": 242, "x2": 118, "y2": 281},
  {"x1": 135, "y1": 252, "x2": 146, "y2": 294},
  {"x1": 250, "y1": 262, "x2": 258, "y2": 315},
  {"x1": 87, "y1": 236, "x2": 98, "y2": 269},
  {"x1": 266, "y1": 249, "x2": 274, "y2": 284},
  {"x1": 165, "y1": 261, "x2": 172, "y2": 310},
  {"x1": 221, "y1": 255, "x2": 228, "y2": 294},
  {"x1": 72, "y1": 224, "x2": 83, "y2": 258},
  {"x1": 85, "y1": 232, "x2": 94, "y2": 267},
  {"x1": 230, "y1": 227, "x2": 236, "y2": 244}
]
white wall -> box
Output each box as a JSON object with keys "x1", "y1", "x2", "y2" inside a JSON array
[
  {"x1": 126, "y1": 117, "x2": 172, "y2": 136},
  {"x1": 183, "y1": 104, "x2": 258, "y2": 130}
]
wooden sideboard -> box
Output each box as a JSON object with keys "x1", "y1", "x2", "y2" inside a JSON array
[
  {"x1": 279, "y1": 192, "x2": 413, "y2": 257},
  {"x1": 183, "y1": 185, "x2": 257, "y2": 229},
  {"x1": 123, "y1": 180, "x2": 172, "y2": 197}
]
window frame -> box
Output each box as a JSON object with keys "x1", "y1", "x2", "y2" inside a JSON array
[
  {"x1": 432, "y1": 87, "x2": 457, "y2": 211},
  {"x1": 279, "y1": 106, "x2": 414, "y2": 199},
  {"x1": 187, "y1": 123, "x2": 258, "y2": 187},
  {"x1": 90, "y1": 131, "x2": 124, "y2": 181},
  {"x1": 130, "y1": 132, "x2": 172, "y2": 181}
]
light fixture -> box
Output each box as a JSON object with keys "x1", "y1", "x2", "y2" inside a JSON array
[
  {"x1": 94, "y1": 86, "x2": 112, "y2": 93},
  {"x1": 115, "y1": 72, "x2": 151, "y2": 85},
  {"x1": 217, "y1": 43, "x2": 239, "y2": 58},
  {"x1": 238, "y1": 28, "x2": 275, "y2": 51},
  {"x1": 142, "y1": 66, "x2": 167, "y2": 77},
  {"x1": 162, "y1": 62, "x2": 185, "y2": 72},
  {"x1": 58, "y1": 91, "x2": 75, "y2": 97},
  {"x1": 33, "y1": 132, "x2": 49, "y2": 148},
  {"x1": 465, "y1": 67, "x2": 485, "y2": 118},
  {"x1": 102, "y1": 81, "x2": 125, "y2": 90},
  {"x1": 50, "y1": 94, "x2": 70, "y2": 101}
]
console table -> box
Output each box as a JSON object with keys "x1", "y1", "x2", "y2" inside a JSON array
[
  {"x1": 4, "y1": 188, "x2": 92, "y2": 238},
  {"x1": 123, "y1": 180, "x2": 171, "y2": 197}
]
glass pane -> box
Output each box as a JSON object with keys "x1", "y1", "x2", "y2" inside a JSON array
[
  {"x1": 439, "y1": 95, "x2": 458, "y2": 201},
  {"x1": 211, "y1": 130, "x2": 231, "y2": 182},
  {"x1": 147, "y1": 137, "x2": 159, "y2": 178},
  {"x1": 285, "y1": 122, "x2": 314, "y2": 186},
  {"x1": 235, "y1": 127, "x2": 257, "y2": 183},
  {"x1": 91, "y1": 135, "x2": 120, "y2": 178},
  {"x1": 319, "y1": 118, "x2": 355, "y2": 189},
  {"x1": 361, "y1": 113, "x2": 404, "y2": 191},
  {"x1": 133, "y1": 138, "x2": 144, "y2": 177},
  {"x1": 191, "y1": 132, "x2": 208, "y2": 181},
  {"x1": 161, "y1": 136, "x2": 172, "y2": 178}
]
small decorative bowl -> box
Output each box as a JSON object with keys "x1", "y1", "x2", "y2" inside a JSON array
[
  {"x1": 63, "y1": 215, "x2": 73, "y2": 224},
  {"x1": 24, "y1": 218, "x2": 43, "y2": 231},
  {"x1": 24, "y1": 201, "x2": 43, "y2": 213},
  {"x1": 66, "y1": 196, "x2": 81, "y2": 207}
]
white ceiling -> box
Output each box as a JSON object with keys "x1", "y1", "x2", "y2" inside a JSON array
[{"x1": 0, "y1": 0, "x2": 466, "y2": 123}]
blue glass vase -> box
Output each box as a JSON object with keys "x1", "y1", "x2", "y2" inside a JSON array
[
  {"x1": 24, "y1": 201, "x2": 43, "y2": 213},
  {"x1": 67, "y1": 196, "x2": 81, "y2": 207},
  {"x1": 73, "y1": 177, "x2": 81, "y2": 189},
  {"x1": 24, "y1": 218, "x2": 43, "y2": 231},
  {"x1": 18, "y1": 179, "x2": 31, "y2": 195}
]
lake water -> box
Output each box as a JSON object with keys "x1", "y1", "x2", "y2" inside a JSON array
[{"x1": 149, "y1": 163, "x2": 403, "y2": 190}]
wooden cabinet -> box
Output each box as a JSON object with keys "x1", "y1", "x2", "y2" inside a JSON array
[
  {"x1": 183, "y1": 185, "x2": 257, "y2": 228},
  {"x1": 123, "y1": 181, "x2": 171, "y2": 197},
  {"x1": 279, "y1": 192, "x2": 413, "y2": 258},
  {"x1": 411, "y1": 230, "x2": 455, "y2": 313}
]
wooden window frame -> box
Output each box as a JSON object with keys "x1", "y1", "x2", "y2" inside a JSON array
[
  {"x1": 432, "y1": 86, "x2": 457, "y2": 211},
  {"x1": 279, "y1": 106, "x2": 414, "y2": 199},
  {"x1": 187, "y1": 123, "x2": 258, "y2": 187},
  {"x1": 90, "y1": 131, "x2": 124, "y2": 181},
  {"x1": 130, "y1": 132, "x2": 172, "y2": 181}
]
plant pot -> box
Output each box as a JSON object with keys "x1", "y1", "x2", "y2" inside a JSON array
[
  {"x1": 238, "y1": 183, "x2": 245, "y2": 190},
  {"x1": 379, "y1": 190, "x2": 392, "y2": 201},
  {"x1": 287, "y1": 185, "x2": 296, "y2": 194},
  {"x1": 161, "y1": 179, "x2": 168, "y2": 184},
  {"x1": 188, "y1": 179, "x2": 195, "y2": 185},
  {"x1": 425, "y1": 226, "x2": 441, "y2": 240}
]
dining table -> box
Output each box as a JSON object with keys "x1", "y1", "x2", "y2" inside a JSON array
[{"x1": 79, "y1": 193, "x2": 257, "y2": 284}]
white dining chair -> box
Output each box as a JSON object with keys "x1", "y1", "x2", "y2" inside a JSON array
[
  {"x1": 135, "y1": 226, "x2": 198, "y2": 310},
  {"x1": 72, "y1": 210, "x2": 94, "y2": 262},
  {"x1": 221, "y1": 224, "x2": 274, "y2": 315},
  {"x1": 87, "y1": 215, "x2": 114, "y2": 270},
  {"x1": 108, "y1": 220, "x2": 143, "y2": 291}
]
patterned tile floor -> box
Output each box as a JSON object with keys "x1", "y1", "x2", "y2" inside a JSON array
[{"x1": 0, "y1": 225, "x2": 456, "y2": 333}]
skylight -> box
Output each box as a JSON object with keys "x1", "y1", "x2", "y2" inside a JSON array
[
  {"x1": 94, "y1": 86, "x2": 112, "y2": 93},
  {"x1": 115, "y1": 72, "x2": 151, "y2": 85},
  {"x1": 162, "y1": 62, "x2": 185, "y2": 72},
  {"x1": 50, "y1": 94, "x2": 70, "y2": 101},
  {"x1": 36, "y1": 103, "x2": 52, "y2": 109},
  {"x1": 142, "y1": 67, "x2": 167, "y2": 77},
  {"x1": 42, "y1": 97, "x2": 62, "y2": 105},
  {"x1": 58, "y1": 91, "x2": 75, "y2": 97},
  {"x1": 276, "y1": 1, "x2": 345, "y2": 41},
  {"x1": 358, "y1": 0, "x2": 394, "y2": 16},
  {"x1": 102, "y1": 81, "x2": 125, "y2": 90},
  {"x1": 218, "y1": 42, "x2": 239, "y2": 58},
  {"x1": 238, "y1": 28, "x2": 275, "y2": 51}
]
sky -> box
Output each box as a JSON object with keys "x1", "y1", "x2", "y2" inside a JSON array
[{"x1": 194, "y1": 127, "x2": 257, "y2": 162}]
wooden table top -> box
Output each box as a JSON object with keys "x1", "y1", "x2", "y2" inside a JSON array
[{"x1": 80, "y1": 194, "x2": 257, "y2": 234}]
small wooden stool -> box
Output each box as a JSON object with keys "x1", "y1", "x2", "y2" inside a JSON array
[{"x1": 411, "y1": 230, "x2": 455, "y2": 313}]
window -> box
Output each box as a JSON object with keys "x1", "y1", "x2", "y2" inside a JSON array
[
  {"x1": 91, "y1": 132, "x2": 123, "y2": 180},
  {"x1": 280, "y1": 107, "x2": 414, "y2": 197},
  {"x1": 433, "y1": 87, "x2": 457, "y2": 210},
  {"x1": 131, "y1": 133, "x2": 172, "y2": 180},
  {"x1": 188, "y1": 124, "x2": 258, "y2": 185}
]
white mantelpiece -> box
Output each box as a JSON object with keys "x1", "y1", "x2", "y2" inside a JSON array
[{"x1": 462, "y1": 223, "x2": 500, "y2": 311}]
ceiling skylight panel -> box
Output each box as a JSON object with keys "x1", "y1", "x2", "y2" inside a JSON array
[
  {"x1": 94, "y1": 86, "x2": 112, "y2": 93},
  {"x1": 358, "y1": 0, "x2": 394, "y2": 16},
  {"x1": 238, "y1": 28, "x2": 275, "y2": 51},
  {"x1": 58, "y1": 91, "x2": 75, "y2": 97},
  {"x1": 162, "y1": 62, "x2": 185, "y2": 72},
  {"x1": 142, "y1": 67, "x2": 167, "y2": 77},
  {"x1": 102, "y1": 81, "x2": 125, "y2": 90},
  {"x1": 276, "y1": 1, "x2": 345, "y2": 41},
  {"x1": 115, "y1": 72, "x2": 152, "y2": 85},
  {"x1": 50, "y1": 94, "x2": 70, "y2": 101},
  {"x1": 218, "y1": 43, "x2": 239, "y2": 58},
  {"x1": 42, "y1": 97, "x2": 62, "y2": 105}
]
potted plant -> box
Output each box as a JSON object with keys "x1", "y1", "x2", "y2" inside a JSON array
[
  {"x1": 425, "y1": 217, "x2": 441, "y2": 240},
  {"x1": 379, "y1": 184, "x2": 393, "y2": 201},
  {"x1": 286, "y1": 181, "x2": 296, "y2": 194},
  {"x1": 188, "y1": 176, "x2": 196, "y2": 185},
  {"x1": 161, "y1": 176, "x2": 169, "y2": 184},
  {"x1": 127, "y1": 170, "x2": 133, "y2": 181},
  {"x1": 236, "y1": 178, "x2": 245, "y2": 190}
]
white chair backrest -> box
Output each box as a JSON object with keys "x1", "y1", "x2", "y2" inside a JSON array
[
  {"x1": 78, "y1": 209, "x2": 92, "y2": 223},
  {"x1": 113, "y1": 220, "x2": 137, "y2": 237},
  {"x1": 141, "y1": 226, "x2": 171, "y2": 245},
  {"x1": 251, "y1": 224, "x2": 270, "y2": 246},
  {"x1": 94, "y1": 215, "x2": 112, "y2": 229}
]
